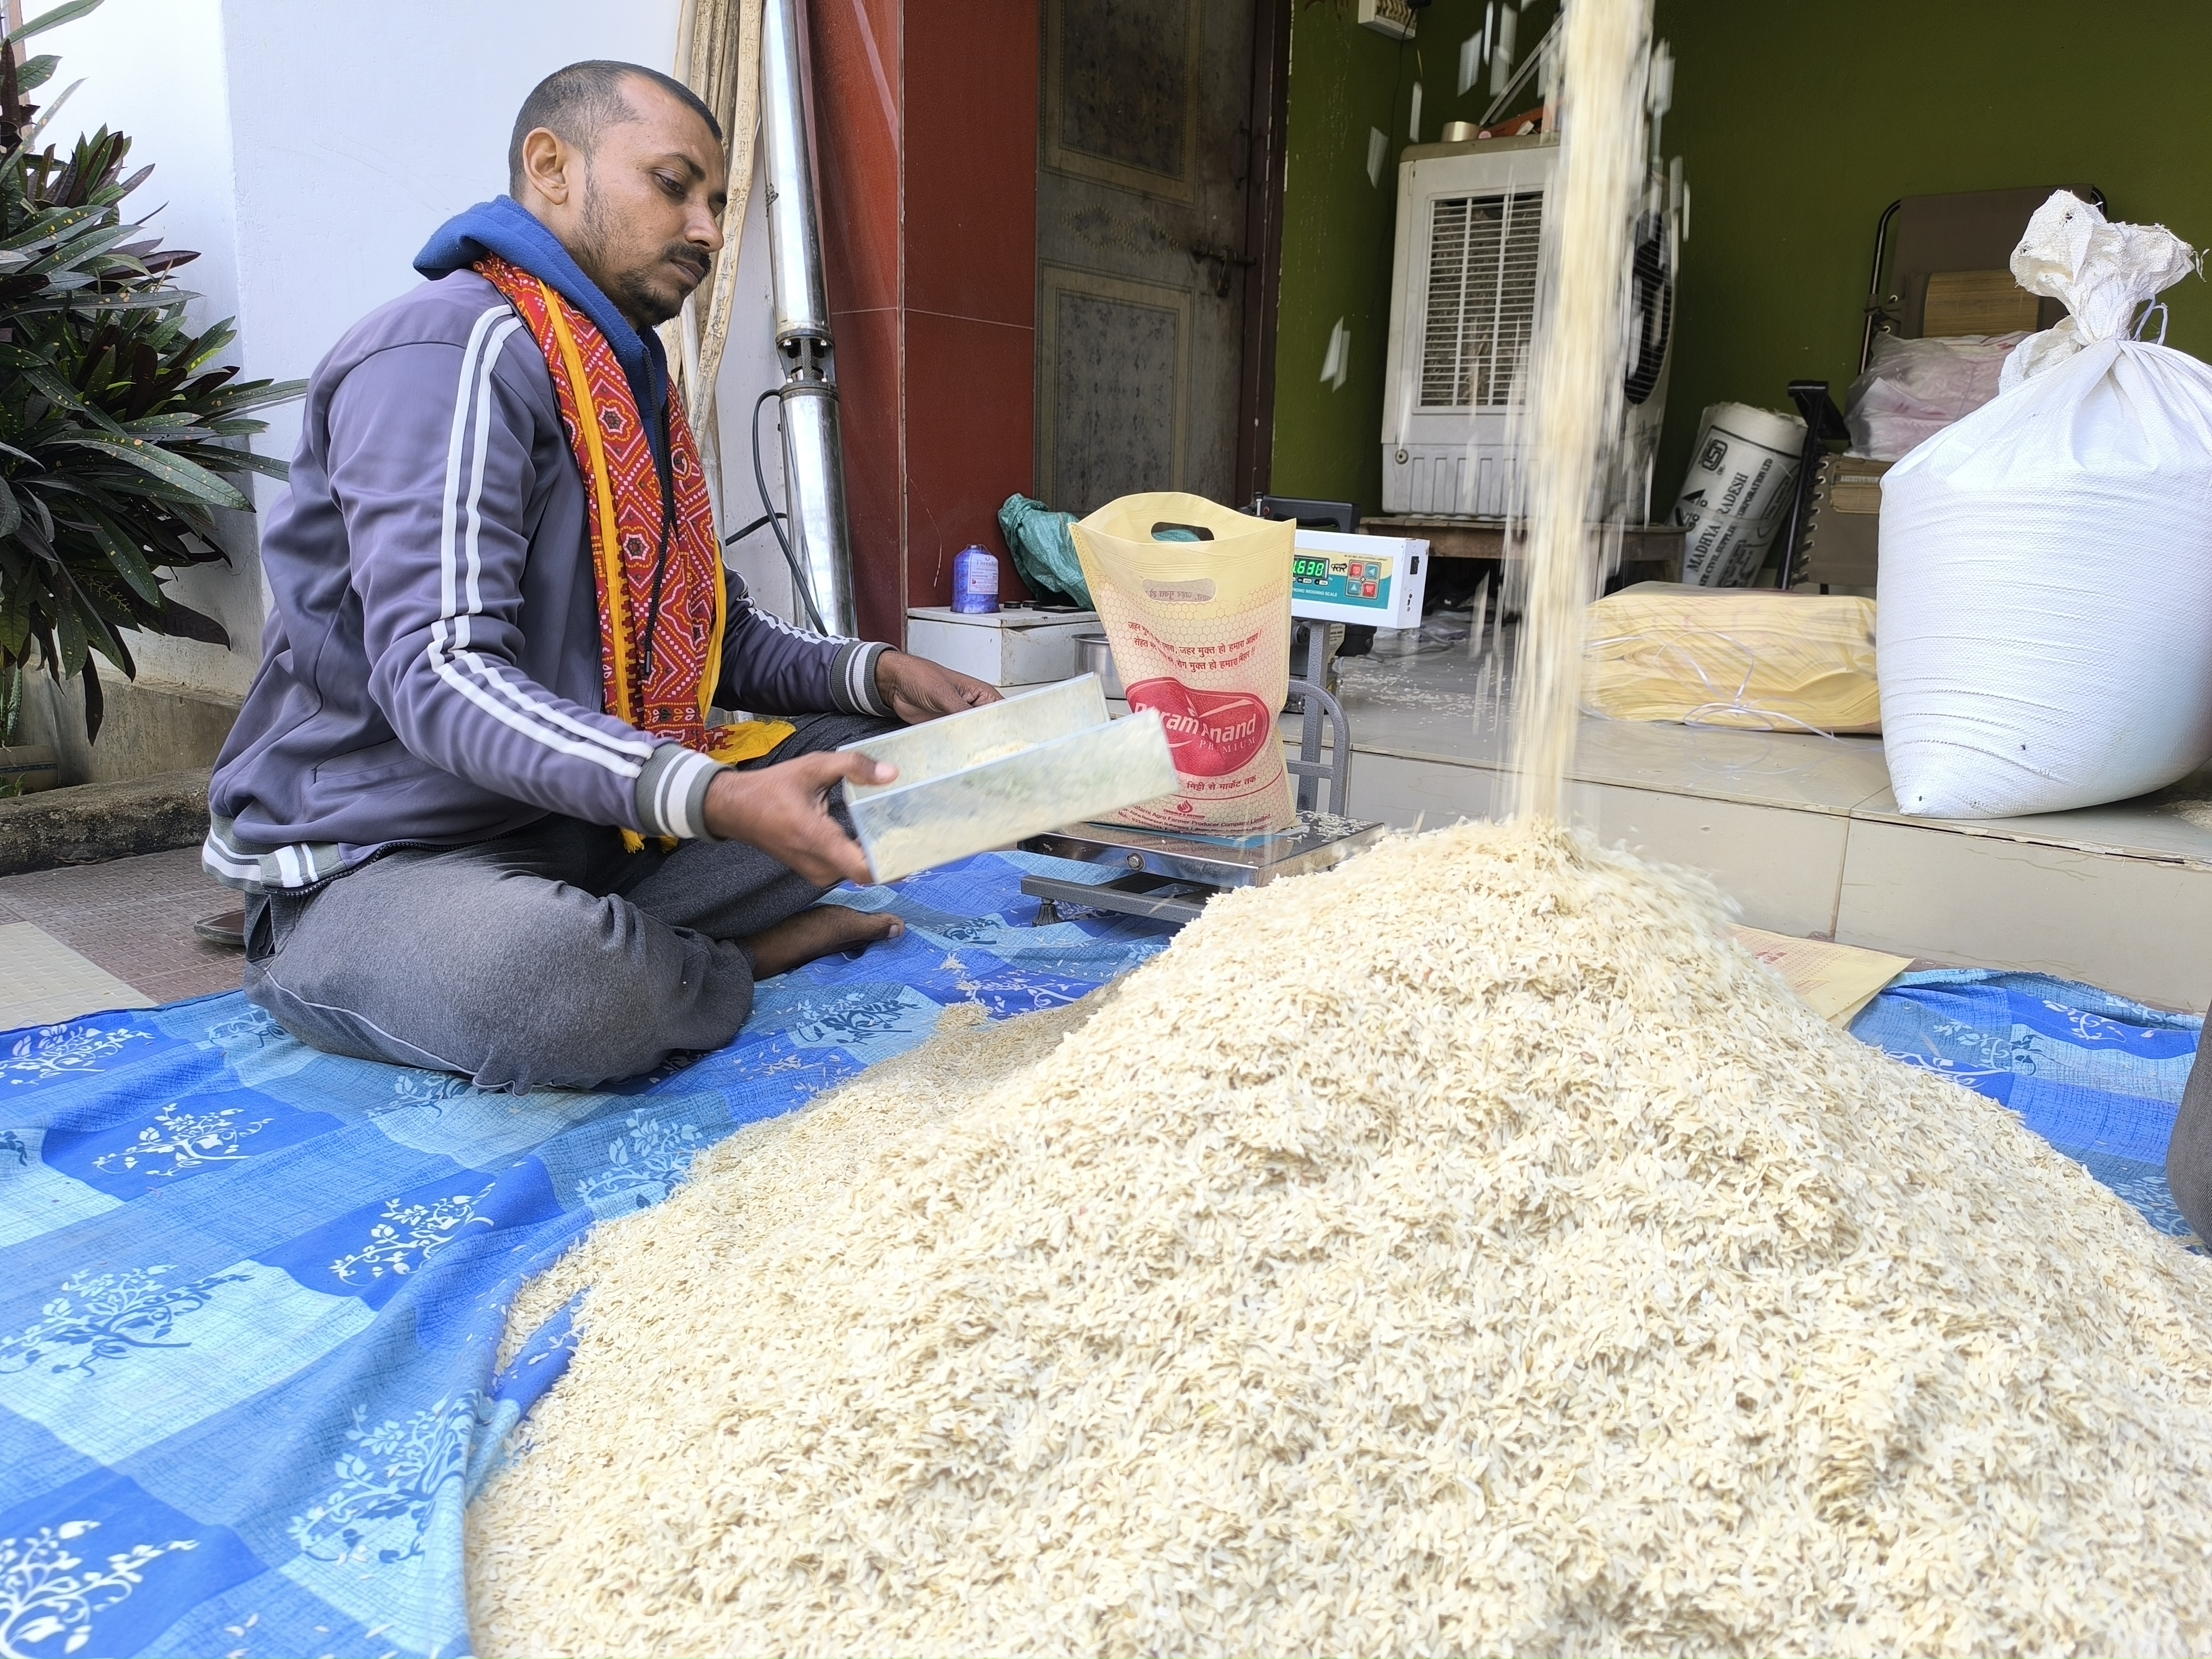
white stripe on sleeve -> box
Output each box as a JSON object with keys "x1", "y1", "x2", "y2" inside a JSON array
[{"x1": 422, "y1": 306, "x2": 650, "y2": 778}]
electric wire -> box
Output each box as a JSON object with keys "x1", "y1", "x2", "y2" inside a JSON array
[{"x1": 750, "y1": 386, "x2": 829, "y2": 634}]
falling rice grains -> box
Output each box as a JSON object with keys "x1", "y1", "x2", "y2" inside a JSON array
[
  {"x1": 1510, "y1": 0, "x2": 1648, "y2": 820},
  {"x1": 470, "y1": 821, "x2": 2212, "y2": 1657}
]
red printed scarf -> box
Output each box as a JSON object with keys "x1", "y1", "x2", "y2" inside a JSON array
[{"x1": 478, "y1": 256, "x2": 792, "y2": 795}]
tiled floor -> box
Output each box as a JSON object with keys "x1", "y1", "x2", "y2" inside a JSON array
[
  {"x1": 0, "y1": 922, "x2": 152, "y2": 1027},
  {"x1": 1327, "y1": 638, "x2": 2212, "y2": 1011},
  {"x1": 0, "y1": 845, "x2": 243, "y2": 1024}
]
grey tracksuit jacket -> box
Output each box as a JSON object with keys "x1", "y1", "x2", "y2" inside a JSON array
[{"x1": 204, "y1": 269, "x2": 888, "y2": 893}]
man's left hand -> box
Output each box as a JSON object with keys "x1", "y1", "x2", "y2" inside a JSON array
[{"x1": 876, "y1": 650, "x2": 1001, "y2": 724}]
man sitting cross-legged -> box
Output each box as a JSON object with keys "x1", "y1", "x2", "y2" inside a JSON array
[{"x1": 205, "y1": 60, "x2": 997, "y2": 1090}]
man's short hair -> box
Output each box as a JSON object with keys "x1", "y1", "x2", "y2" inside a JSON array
[{"x1": 508, "y1": 61, "x2": 724, "y2": 192}]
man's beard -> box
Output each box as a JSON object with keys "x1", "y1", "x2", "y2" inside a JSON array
[
  {"x1": 609, "y1": 255, "x2": 703, "y2": 327},
  {"x1": 578, "y1": 182, "x2": 709, "y2": 327}
]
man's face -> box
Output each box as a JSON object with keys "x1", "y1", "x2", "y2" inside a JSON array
[{"x1": 523, "y1": 78, "x2": 726, "y2": 330}]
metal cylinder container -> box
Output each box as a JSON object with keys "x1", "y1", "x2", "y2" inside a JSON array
[
  {"x1": 777, "y1": 381, "x2": 857, "y2": 640},
  {"x1": 1074, "y1": 633, "x2": 1124, "y2": 699}
]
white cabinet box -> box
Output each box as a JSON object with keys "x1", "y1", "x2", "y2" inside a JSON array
[{"x1": 905, "y1": 606, "x2": 1101, "y2": 688}]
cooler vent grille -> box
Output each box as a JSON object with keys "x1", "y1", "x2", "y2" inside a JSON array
[{"x1": 1419, "y1": 190, "x2": 1543, "y2": 408}]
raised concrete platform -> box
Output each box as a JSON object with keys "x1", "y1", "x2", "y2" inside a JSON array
[
  {"x1": 0, "y1": 768, "x2": 211, "y2": 876},
  {"x1": 18, "y1": 671, "x2": 241, "y2": 786},
  {"x1": 1323, "y1": 644, "x2": 2212, "y2": 1011}
]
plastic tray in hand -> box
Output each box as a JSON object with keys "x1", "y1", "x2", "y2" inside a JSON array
[{"x1": 839, "y1": 675, "x2": 1177, "y2": 883}]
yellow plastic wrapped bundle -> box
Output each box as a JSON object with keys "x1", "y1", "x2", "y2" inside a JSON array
[{"x1": 1581, "y1": 582, "x2": 1880, "y2": 734}]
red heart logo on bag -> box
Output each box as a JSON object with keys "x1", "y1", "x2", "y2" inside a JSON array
[{"x1": 1127, "y1": 679, "x2": 1274, "y2": 777}]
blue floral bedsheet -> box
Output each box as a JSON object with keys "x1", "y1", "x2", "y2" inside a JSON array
[
  {"x1": 0, "y1": 852, "x2": 1171, "y2": 1659},
  {"x1": 1849, "y1": 968, "x2": 2203, "y2": 1240}
]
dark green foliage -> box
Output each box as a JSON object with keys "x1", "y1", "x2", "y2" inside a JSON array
[{"x1": 0, "y1": 3, "x2": 301, "y2": 738}]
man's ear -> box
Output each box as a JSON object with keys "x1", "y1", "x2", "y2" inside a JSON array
[{"x1": 518, "y1": 126, "x2": 573, "y2": 208}]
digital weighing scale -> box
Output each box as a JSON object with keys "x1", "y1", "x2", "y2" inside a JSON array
[
  {"x1": 1018, "y1": 528, "x2": 1426, "y2": 926},
  {"x1": 1288, "y1": 530, "x2": 1427, "y2": 632}
]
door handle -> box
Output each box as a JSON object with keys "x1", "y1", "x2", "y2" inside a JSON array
[{"x1": 1188, "y1": 243, "x2": 1257, "y2": 298}]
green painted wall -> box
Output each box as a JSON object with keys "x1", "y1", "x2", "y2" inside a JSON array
[
  {"x1": 1270, "y1": 0, "x2": 1536, "y2": 511},
  {"x1": 1273, "y1": 0, "x2": 2212, "y2": 519},
  {"x1": 1650, "y1": 0, "x2": 2212, "y2": 503}
]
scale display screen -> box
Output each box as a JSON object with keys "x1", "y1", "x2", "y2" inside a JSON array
[
  {"x1": 1287, "y1": 530, "x2": 1429, "y2": 628},
  {"x1": 1291, "y1": 554, "x2": 1393, "y2": 607}
]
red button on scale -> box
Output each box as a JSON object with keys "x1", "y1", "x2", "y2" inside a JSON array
[{"x1": 1362, "y1": 581, "x2": 1378, "y2": 598}]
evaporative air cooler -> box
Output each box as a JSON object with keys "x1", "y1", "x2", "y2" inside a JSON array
[{"x1": 1378, "y1": 131, "x2": 1678, "y2": 522}]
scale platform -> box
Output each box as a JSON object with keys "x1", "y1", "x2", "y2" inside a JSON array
[{"x1": 1020, "y1": 811, "x2": 1385, "y2": 925}]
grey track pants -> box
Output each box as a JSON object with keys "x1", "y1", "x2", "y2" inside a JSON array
[{"x1": 241, "y1": 712, "x2": 898, "y2": 1091}]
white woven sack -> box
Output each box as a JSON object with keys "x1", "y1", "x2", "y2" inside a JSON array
[{"x1": 1879, "y1": 192, "x2": 2212, "y2": 818}]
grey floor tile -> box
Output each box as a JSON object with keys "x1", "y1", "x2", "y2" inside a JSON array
[{"x1": 0, "y1": 846, "x2": 242, "y2": 1006}]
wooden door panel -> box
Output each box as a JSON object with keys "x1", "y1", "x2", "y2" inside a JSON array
[
  {"x1": 1037, "y1": 0, "x2": 1253, "y2": 516},
  {"x1": 1044, "y1": 0, "x2": 1201, "y2": 202},
  {"x1": 1038, "y1": 266, "x2": 1193, "y2": 512}
]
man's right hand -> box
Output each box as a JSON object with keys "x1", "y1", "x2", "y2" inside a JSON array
[{"x1": 701, "y1": 752, "x2": 894, "y2": 886}]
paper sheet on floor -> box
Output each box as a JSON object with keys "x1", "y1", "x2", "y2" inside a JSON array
[{"x1": 1732, "y1": 926, "x2": 1913, "y2": 1025}]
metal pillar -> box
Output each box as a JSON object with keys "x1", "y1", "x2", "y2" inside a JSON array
[{"x1": 761, "y1": 0, "x2": 858, "y2": 637}]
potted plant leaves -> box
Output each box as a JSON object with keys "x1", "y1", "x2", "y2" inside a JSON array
[{"x1": 0, "y1": 0, "x2": 301, "y2": 754}]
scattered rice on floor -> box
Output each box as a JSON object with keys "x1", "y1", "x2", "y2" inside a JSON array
[{"x1": 467, "y1": 820, "x2": 2212, "y2": 1657}]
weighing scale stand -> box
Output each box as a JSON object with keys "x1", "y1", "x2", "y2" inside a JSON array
[
  {"x1": 1022, "y1": 808, "x2": 1386, "y2": 927},
  {"x1": 1020, "y1": 674, "x2": 1380, "y2": 927},
  {"x1": 1019, "y1": 525, "x2": 1424, "y2": 927}
]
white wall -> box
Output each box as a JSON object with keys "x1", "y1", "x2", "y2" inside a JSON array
[
  {"x1": 716, "y1": 142, "x2": 803, "y2": 620},
  {"x1": 211, "y1": 0, "x2": 683, "y2": 464},
  {"x1": 36, "y1": 0, "x2": 246, "y2": 696},
  {"x1": 34, "y1": 0, "x2": 808, "y2": 709}
]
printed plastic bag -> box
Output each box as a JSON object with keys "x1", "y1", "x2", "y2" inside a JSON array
[
  {"x1": 1879, "y1": 191, "x2": 2212, "y2": 818},
  {"x1": 1843, "y1": 331, "x2": 2025, "y2": 462},
  {"x1": 1582, "y1": 583, "x2": 1880, "y2": 734},
  {"x1": 1071, "y1": 492, "x2": 1295, "y2": 833}
]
